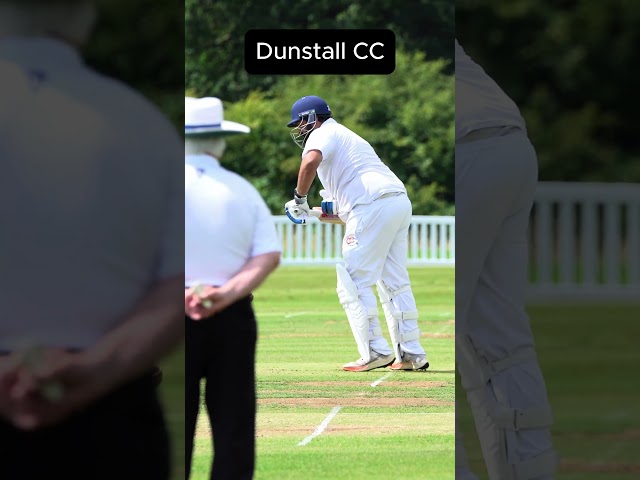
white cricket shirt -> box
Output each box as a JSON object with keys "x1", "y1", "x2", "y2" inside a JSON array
[
  {"x1": 0, "y1": 37, "x2": 183, "y2": 350},
  {"x1": 455, "y1": 39, "x2": 526, "y2": 140},
  {"x1": 185, "y1": 154, "x2": 281, "y2": 287},
  {"x1": 302, "y1": 118, "x2": 405, "y2": 217}
]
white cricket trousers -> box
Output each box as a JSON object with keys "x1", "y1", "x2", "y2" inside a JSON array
[
  {"x1": 341, "y1": 192, "x2": 424, "y2": 356},
  {"x1": 456, "y1": 130, "x2": 555, "y2": 479}
]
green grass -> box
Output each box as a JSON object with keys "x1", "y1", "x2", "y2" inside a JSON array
[
  {"x1": 192, "y1": 266, "x2": 455, "y2": 479},
  {"x1": 457, "y1": 303, "x2": 640, "y2": 479},
  {"x1": 163, "y1": 270, "x2": 640, "y2": 479}
]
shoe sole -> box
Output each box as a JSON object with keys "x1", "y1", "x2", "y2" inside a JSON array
[
  {"x1": 342, "y1": 358, "x2": 395, "y2": 372},
  {"x1": 389, "y1": 361, "x2": 430, "y2": 371}
]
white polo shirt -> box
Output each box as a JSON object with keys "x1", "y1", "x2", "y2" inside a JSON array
[
  {"x1": 0, "y1": 37, "x2": 183, "y2": 350},
  {"x1": 185, "y1": 154, "x2": 281, "y2": 287},
  {"x1": 455, "y1": 39, "x2": 526, "y2": 140},
  {"x1": 302, "y1": 118, "x2": 406, "y2": 216}
]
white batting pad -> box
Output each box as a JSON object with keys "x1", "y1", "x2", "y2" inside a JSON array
[
  {"x1": 336, "y1": 263, "x2": 377, "y2": 362},
  {"x1": 376, "y1": 280, "x2": 421, "y2": 361}
]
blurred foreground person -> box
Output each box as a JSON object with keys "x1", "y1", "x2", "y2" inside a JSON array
[
  {"x1": 0, "y1": 1, "x2": 183, "y2": 478},
  {"x1": 455, "y1": 39, "x2": 558, "y2": 480}
]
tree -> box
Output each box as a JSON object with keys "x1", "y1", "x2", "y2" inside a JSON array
[
  {"x1": 86, "y1": 0, "x2": 184, "y2": 129},
  {"x1": 220, "y1": 50, "x2": 454, "y2": 215},
  {"x1": 456, "y1": 0, "x2": 640, "y2": 182},
  {"x1": 186, "y1": 0, "x2": 455, "y2": 213},
  {"x1": 186, "y1": 0, "x2": 454, "y2": 103}
]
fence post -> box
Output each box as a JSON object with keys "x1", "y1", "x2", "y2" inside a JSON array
[
  {"x1": 272, "y1": 215, "x2": 456, "y2": 267},
  {"x1": 528, "y1": 182, "x2": 640, "y2": 302}
]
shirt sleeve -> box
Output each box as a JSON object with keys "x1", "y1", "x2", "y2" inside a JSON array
[
  {"x1": 250, "y1": 188, "x2": 282, "y2": 257},
  {"x1": 303, "y1": 127, "x2": 334, "y2": 160}
]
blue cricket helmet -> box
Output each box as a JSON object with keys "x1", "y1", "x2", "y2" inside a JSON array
[{"x1": 286, "y1": 95, "x2": 331, "y2": 127}]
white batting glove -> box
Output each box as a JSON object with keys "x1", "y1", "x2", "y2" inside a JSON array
[{"x1": 284, "y1": 198, "x2": 310, "y2": 224}]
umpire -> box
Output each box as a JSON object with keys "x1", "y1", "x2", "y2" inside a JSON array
[
  {"x1": 184, "y1": 97, "x2": 281, "y2": 480},
  {"x1": 0, "y1": 1, "x2": 183, "y2": 479}
]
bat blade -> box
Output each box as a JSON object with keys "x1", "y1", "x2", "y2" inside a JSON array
[{"x1": 310, "y1": 207, "x2": 344, "y2": 224}]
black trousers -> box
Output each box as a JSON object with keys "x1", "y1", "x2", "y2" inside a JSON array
[
  {"x1": 0, "y1": 370, "x2": 170, "y2": 480},
  {"x1": 185, "y1": 295, "x2": 257, "y2": 480}
]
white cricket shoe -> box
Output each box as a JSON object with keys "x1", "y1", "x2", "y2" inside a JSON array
[
  {"x1": 389, "y1": 352, "x2": 429, "y2": 371},
  {"x1": 342, "y1": 352, "x2": 395, "y2": 372}
]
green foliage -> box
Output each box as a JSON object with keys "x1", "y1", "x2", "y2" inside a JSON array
[
  {"x1": 84, "y1": 0, "x2": 184, "y2": 130},
  {"x1": 186, "y1": 0, "x2": 453, "y2": 103},
  {"x1": 220, "y1": 50, "x2": 454, "y2": 215},
  {"x1": 186, "y1": 0, "x2": 455, "y2": 214},
  {"x1": 456, "y1": 0, "x2": 639, "y2": 183}
]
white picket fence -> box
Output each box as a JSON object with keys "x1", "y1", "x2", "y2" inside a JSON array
[
  {"x1": 527, "y1": 182, "x2": 640, "y2": 302},
  {"x1": 273, "y1": 215, "x2": 455, "y2": 266},
  {"x1": 272, "y1": 182, "x2": 640, "y2": 301}
]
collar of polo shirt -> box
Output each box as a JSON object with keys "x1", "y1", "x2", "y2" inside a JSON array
[
  {"x1": 0, "y1": 36, "x2": 83, "y2": 69},
  {"x1": 185, "y1": 153, "x2": 221, "y2": 170}
]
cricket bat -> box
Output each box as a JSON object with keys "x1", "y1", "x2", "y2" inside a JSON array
[{"x1": 309, "y1": 207, "x2": 344, "y2": 224}]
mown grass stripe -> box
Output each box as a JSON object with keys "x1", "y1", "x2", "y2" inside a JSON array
[
  {"x1": 193, "y1": 267, "x2": 455, "y2": 479},
  {"x1": 284, "y1": 311, "x2": 316, "y2": 318}
]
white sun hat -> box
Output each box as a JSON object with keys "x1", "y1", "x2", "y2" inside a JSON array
[{"x1": 185, "y1": 96, "x2": 250, "y2": 137}]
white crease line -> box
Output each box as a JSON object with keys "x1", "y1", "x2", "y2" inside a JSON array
[
  {"x1": 370, "y1": 372, "x2": 392, "y2": 387},
  {"x1": 266, "y1": 311, "x2": 342, "y2": 318},
  {"x1": 297, "y1": 406, "x2": 342, "y2": 446},
  {"x1": 284, "y1": 311, "x2": 314, "y2": 318}
]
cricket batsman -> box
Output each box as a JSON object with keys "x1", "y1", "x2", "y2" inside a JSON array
[
  {"x1": 455, "y1": 39, "x2": 558, "y2": 479},
  {"x1": 284, "y1": 95, "x2": 429, "y2": 372}
]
